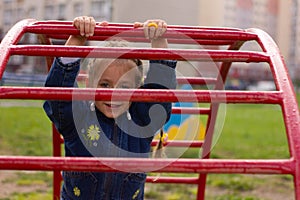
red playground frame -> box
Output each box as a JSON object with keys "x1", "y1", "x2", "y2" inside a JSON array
[{"x1": 0, "y1": 19, "x2": 299, "y2": 199}]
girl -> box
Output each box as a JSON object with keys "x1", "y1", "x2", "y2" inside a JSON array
[{"x1": 44, "y1": 16, "x2": 176, "y2": 200}]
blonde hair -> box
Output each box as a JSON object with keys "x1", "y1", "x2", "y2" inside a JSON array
[{"x1": 87, "y1": 38, "x2": 143, "y2": 88}]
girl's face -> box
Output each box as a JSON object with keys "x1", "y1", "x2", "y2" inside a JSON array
[{"x1": 94, "y1": 60, "x2": 139, "y2": 119}]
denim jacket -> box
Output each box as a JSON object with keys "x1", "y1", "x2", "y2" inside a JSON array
[{"x1": 43, "y1": 57, "x2": 176, "y2": 200}]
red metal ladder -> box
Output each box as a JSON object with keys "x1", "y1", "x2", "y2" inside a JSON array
[{"x1": 0, "y1": 19, "x2": 299, "y2": 200}]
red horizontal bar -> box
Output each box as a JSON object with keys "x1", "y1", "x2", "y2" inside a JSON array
[
  {"x1": 146, "y1": 176, "x2": 199, "y2": 184},
  {"x1": 172, "y1": 107, "x2": 210, "y2": 115},
  {"x1": 33, "y1": 21, "x2": 244, "y2": 32},
  {"x1": 46, "y1": 34, "x2": 237, "y2": 45},
  {"x1": 10, "y1": 45, "x2": 270, "y2": 62},
  {"x1": 151, "y1": 140, "x2": 203, "y2": 148},
  {"x1": 26, "y1": 24, "x2": 258, "y2": 41},
  {"x1": 177, "y1": 77, "x2": 217, "y2": 85},
  {"x1": 78, "y1": 74, "x2": 217, "y2": 85},
  {"x1": 0, "y1": 156, "x2": 294, "y2": 174},
  {"x1": 0, "y1": 87, "x2": 283, "y2": 104}
]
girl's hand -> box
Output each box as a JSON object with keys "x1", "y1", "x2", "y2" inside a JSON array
[
  {"x1": 66, "y1": 16, "x2": 108, "y2": 46},
  {"x1": 73, "y1": 16, "x2": 95, "y2": 38},
  {"x1": 134, "y1": 19, "x2": 168, "y2": 48}
]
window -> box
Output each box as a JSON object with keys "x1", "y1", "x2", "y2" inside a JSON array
[
  {"x1": 45, "y1": 5, "x2": 54, "y2": 20},
  {"x1": 90, "y1": 0, "x2": 110, "y2": 21},
  {"x1": 28, "y1": 7, "x2": 36, "y2": 18},
  {"x1": 4, "y1": 0, "x2": 13, "y2": 5},
  {"x1": 58, "y1": 4, "x2": 66, "y2": 20},
  {"x1": 16, "y1": 7, "x2": 24, "y2": 21},
  {"x1": 4, "y1": 9, "x2": 13, "y2": 26},
  {"x1": 74, "y1": 2, "x2": 83, "y2": 17}
]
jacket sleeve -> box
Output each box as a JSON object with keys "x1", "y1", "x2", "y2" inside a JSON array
[
  {"x1": 130, "y1": 60, "x2": 177, "y2": 134},
  {"x1": 144, "y1": 60, "x2": 177, "y2": 90},
  {"x1": 43, "y1": 57, "x2": 81, "y2": 139}
]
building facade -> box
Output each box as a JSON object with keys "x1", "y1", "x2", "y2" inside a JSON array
[
  {"x1": 0, "y1": 0, "x2": 298, "y2": 81},
  {"x1": 0, "y1": 0, "x2": 112, "y2": 33}
]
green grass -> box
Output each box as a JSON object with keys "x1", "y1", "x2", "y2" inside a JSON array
[
  {"x1": 0, "y1": 96, "x2": 299, "y2": 199},
  {"x1": 211, "y1": 104, "x2": 289, "y2": 159},
  {"x1": 7, "y1": 193, "x2": 52, "y2": 200},
  {"x1": 0, "y1": 104, "x2": 52, "y2": 156}
]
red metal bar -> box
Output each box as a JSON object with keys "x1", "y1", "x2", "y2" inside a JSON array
[
  {"x1": 196, "y1": 40, "x2": 247, "y2": 199},
  {"x1": 9, "y1": 45, "x2": 270, "y2": 62},
  {"x1": 172, "y1": 107, "x2": 210, "y2": 115},
  {"x1": 25, "y1": 23, "x2": 258, "y2": 41},
  {"x1": 35, "y1": 21, "x2": 241, "y2": 45},
  {"x1": 0, "y1": 156, "x2": 294, "y2": 174},
  {"x1": 46, "y1": 34, "x2": 237, "y2": 45},
  {"x1": 0, "y1": 87, "x2": 282, "y2": 104},
  {"x1": 33, "y1": 21, "x2": 244, "y2": 32},
  {"x1": 176, "y1": 77, "x2": 217, "y2": 85},
  {"x1": 151, "y1": 140, "x2": 203, "y2": 148},
  {"x1": 78, "y1": 74, "x2": 217, "y2": 85},
  {"x1": 52, "y1": 126, "x2": 62, "y2": 200},
  {"x1": 248, "y1": 28, "x2": 300, "y2": 199}
]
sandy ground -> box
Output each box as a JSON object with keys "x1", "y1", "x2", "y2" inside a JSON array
[
  {"x1": 0, "y1": 171, "x2": 295, "y2": 200},
  {"x1": 0, "y1": 171, "x2": 49, "y2": 199}
]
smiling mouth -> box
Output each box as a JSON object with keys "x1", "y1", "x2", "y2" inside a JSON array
[{"x1": 104, "y1": 103, "x2": 122, "y2": 109}]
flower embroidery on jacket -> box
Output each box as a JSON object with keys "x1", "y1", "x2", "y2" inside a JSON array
[
  {"x1": 82, "y1": 124, "x2": 101, "y2": 147},
  {"x1": 132, "y1": 189, "x2": 140, "y2": 199},
  {"x1": 87, "y1": 125, "x2": 100, "y2": 141},
  {"x1": 73, "y1": 186, "x2": 81, "y2": 197}
]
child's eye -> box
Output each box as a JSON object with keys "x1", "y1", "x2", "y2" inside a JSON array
[
  {"x1": 119, "y1": 84, "x2": 130, "y2": 89},
  {"x1": 118, "y1": 83, "x2": 134, "y2": 89},
  {"x1": 98, "y1": 82, "x2": 110, "y2": 88}
]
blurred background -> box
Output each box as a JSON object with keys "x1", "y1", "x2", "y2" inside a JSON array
[{"x1": 0, "y1": 0, "x2": 299, "y2": 90}]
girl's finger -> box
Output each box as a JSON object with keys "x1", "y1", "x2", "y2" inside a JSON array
[
  {"x1": 84, "y1": 17, "x2": 90, "y2": 37},
  {"x1": 79, "y1": 17, "x2": 86, "y2": 37},
  {"x1": 73, "y1": 17, "x2": 80, "y2": 28},
  {"x1": 155, "y1": 21, "x2": 163, "y2": 38},
  {"x1": 133, "y1": 22, "x2": 143, "y2": 28},
  {"x1": 148, "y1": 26, "x2": 157, "y2": 40},
  {"x1": 143, "y1": 21, "x2": 150, "y2": 39},
  {"x1": 156, "y1": 21, "x2": 167, "y2": 38},
  {"x1": 89, "y1": 18, "x2": 96, "y2": 37},
  {"x1": 97, "y1": 21, "x2": 109, "y2": 26}
]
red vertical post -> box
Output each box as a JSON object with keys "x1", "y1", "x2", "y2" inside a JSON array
[
  {"x1": 196, "y1": 40, "x2": 246, "y2": 200},
  {"x1": 52, "y1": 126, "x2": 62, "y2": 200}
]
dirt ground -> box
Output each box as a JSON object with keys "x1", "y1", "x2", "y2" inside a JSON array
[
  {"x1": 0, "y1": 171, "x2": 49, "y2": 199},
  {"x1": 0, "y1": 171, "x2": 295, "y2": 200}
]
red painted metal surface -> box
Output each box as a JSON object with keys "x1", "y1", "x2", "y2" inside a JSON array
[
  {"x1": 25, "y1": 22, "x2": 258, "y2": 41},
  {"x1": 0, "y1": 156, "x2": 294, "y2": 174},
  {"x1": 151, "y1": 140, "x2": 204, "y2": 148},
  {"x1": 77, "y1": 74, "x2": 217, "y2": 85},
  {"x1": 248, "y1": 28, "x2": 300, "y2": 199},
  {"x1": 9, "y1": 45, "x2": 270, "y2": 62},
  {"x1": 0, "y1": 87, "x2": 282, "y2": 104},
  {"x1": 0, "y1": 19, "x2": 299, "y2": 200}
]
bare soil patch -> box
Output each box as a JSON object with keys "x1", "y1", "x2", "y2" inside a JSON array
[{"x1": 0, "y1": 171, "x2": 49, "y2": 199}]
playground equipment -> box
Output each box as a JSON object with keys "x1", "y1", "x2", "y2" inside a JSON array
[{"x1": 0, "y1": 19, "x2": 299, "y2": 199}]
